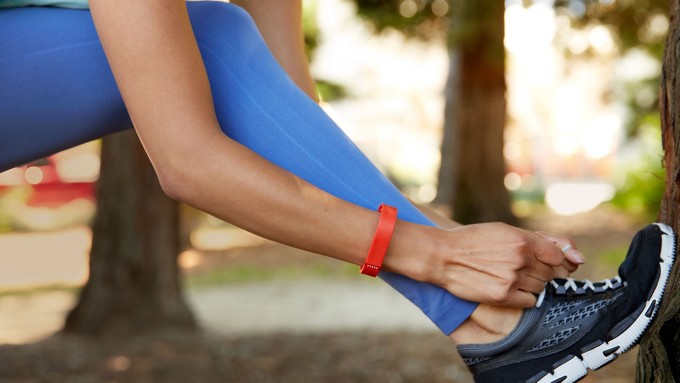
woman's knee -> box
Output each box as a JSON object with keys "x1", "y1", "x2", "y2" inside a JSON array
[{"x1": 187, "y1": 1, "x2": 258, "y2": 40}]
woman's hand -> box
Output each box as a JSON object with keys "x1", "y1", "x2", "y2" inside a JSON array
[{"x1": 421, "y1": 223, "x2": 582, "y2": 307}]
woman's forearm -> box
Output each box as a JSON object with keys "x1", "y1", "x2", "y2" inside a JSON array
[{"x1": 175, "y1": 130, "x2": 434, "y2": 279}]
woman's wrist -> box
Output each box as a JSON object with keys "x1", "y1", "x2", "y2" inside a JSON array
[{"x1": 381, "y1": 220, "x2": 441, "y2": 283}]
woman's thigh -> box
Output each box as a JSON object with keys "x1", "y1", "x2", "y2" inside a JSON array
[{"x1": 0, "y1": 6, "x2": 132, "y2": 172}]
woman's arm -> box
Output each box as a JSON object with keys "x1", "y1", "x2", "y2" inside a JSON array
[
  {"x1": 88, "y1": 0, "x2": 566, "y2": 307},
  {"x1": 87, "y1": 0, "x2": 403, "y2": 272},
  {"x1": 232, "y1": 0, "x2": 318, "y2": 101}
]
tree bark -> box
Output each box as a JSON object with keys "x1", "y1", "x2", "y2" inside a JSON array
[
  {"x1": 435, "y1": 51, "x2": 459, "y2": 209},
  {"x1": 63, "y1": 130, "x2": 196, "y2": 336},
  {"x1": 437, "y1": 0, "x2": 517, "y2": 225},
  {"x1": 636, "y1": 0, "x2": 680, "y2": 380}
]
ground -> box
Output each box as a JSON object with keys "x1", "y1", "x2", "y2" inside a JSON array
[
  {"x1": 0, "y1": 207, "x2": 649, "y2": 382},
  {"x1": 0, "y1": 330, "x2": 639, "y2": 383}
]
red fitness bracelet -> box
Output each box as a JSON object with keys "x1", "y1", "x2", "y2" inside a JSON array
[{"x1": 360, "y1": 203, "x2": 398, "y2": 277}]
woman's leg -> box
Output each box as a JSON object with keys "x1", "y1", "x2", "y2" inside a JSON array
[
  {"x1": 0, "y1": 3, "x2": 476, "y2": 334},
  {"x1": 0, "y1": 7, "x2": 133, "y2": 170},
  {"x1": 187, "y1": 2, "x2": 476, "y2": 334}
]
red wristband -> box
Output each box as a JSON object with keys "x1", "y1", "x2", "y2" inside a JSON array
[{"x1": 360, "y1": 204, "x2": 398, "y2": 277}]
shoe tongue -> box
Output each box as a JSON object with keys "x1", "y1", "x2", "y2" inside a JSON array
[{"x1": 618, "y1": 228, "x2": 645, "y2": 280}]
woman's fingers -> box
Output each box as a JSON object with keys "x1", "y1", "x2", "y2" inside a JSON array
[
  {"x1": 535, "y1": 231, "x2": 583, "y2": 279},
  {"x1": 518, "y1": 275, "x2": 547, "y2": 295},
  {"x1": 531, "y1": 234, "x2": 566, "y2": 268},
  {"x1": 554, "y1": 265, "x2": 571, "y2": 279},
  {"x1": 561, "y1": 257, "x2": 579, "y2": 273},
  {"x1": 535, "y1": 231, "x2": 585, "y2": 266},
  {"x1": 525, "y1": 256, "x2": 555, "y2": 283},
  {"x1": 508, "y1": 290, "x2": 538, "y2": 308}
]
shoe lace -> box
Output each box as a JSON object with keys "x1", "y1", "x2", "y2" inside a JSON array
[{"x1": 535, "y1": 276, "x2": 624, "y2": 308}]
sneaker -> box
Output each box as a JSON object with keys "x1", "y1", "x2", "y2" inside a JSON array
[{"x1": 457, "y1": 223, "x2": 676, "y2": 383}]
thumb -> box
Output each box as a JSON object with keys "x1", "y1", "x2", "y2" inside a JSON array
[{"x1": 508, "y1": 290, "x2": 537, "y2": 308}]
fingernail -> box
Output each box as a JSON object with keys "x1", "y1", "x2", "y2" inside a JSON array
[{"x1": 571, "y1": 251, "x2": 586, "y2": 264}]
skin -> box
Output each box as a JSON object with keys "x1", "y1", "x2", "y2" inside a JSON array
[{"x1": 87, "y1": 0, "x2": 584, "y2": 344}]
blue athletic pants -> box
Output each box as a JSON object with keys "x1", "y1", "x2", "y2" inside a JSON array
[{"x1": 0, "y1": 2, "x2": 477, "y2": 334}]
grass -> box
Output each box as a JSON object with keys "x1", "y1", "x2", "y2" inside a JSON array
[
  {"x1": 0, "y1": 283, "x2": 80, "y2": 298},
  {"x1": 185, "y1": 262, "x2": 363, "y2": 290},
  {"x1": 596, "y1": 246, "x2": 629, "y2": 269}
]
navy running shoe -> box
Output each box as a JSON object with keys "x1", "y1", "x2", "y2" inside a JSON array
[{"x1": 457, "y1": 223, "x2": 676, "y2": 383}]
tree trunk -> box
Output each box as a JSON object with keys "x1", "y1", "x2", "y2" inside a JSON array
[
  {"x1": 437, "y1": 0, "x2": 516, "y2": 225},
  {"x1": 63, "y1": 130, "x2": 196, "y2": 336},
  {"x1": 435, "y1": 51, "x2": 459, "y2": 209},
  {"x1": 636, "y1": 0, "x2": 680, "y2": 380}
]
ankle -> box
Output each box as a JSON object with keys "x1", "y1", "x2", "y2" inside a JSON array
[{"x1": 449, "y1": 304, "x2": 523, "y2": 345}]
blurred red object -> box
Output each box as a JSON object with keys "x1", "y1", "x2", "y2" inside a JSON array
[{"x1": 0, "y1": 157, "x2": 95, "y2": 208}]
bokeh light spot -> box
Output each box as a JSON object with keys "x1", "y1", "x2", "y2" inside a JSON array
[
  {"x1": 504, "y1": 172, "x2": 522, "y2": 191},
  {"x1": 431, "y1": 0, "x2": 449, "y2": 17},
  {"x1": 399, "y1": 0, "x2": 418, "y2": 18},
  {"x1": 546, "y1": 182, "x2": 615, "y2": 215},
  {"x1": 24, "y1": 166, "x2": 43, "y2": 185}
]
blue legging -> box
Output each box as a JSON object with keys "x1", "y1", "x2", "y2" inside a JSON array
[{"x1": 0, "y1": 2, "x2": 477, "y2": 334}]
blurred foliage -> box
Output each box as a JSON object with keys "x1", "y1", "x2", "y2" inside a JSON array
[
  {"x1": 349, "y1": 0, "x2": 668, "y2": 138},
  {"x1": 0, "y1": 283, "x2": 79, "y2": 298},
  {"x1": 0, "y1": 186, "x2": 31, "y2": 233},
  {"x1": 610, "y1": 121, "x2": 665, "y2": 218},
  {"x1": 186, "y1": 262, "x2": 361, "y2": 289},
  {"x1": 616, "y1": 72, "x2": 661, "y2": 138},
  {"x1": 303, "y1": 1, "x2": 347, "y2": 101},
  {"x1": 610, "y1": 166, "x2": 664, "y2": 218},
  {"x1": 598, "y1": 245, "x2": 629, "y2": 267},
  {"x1": 552, "y1": 0, "x2": 667, "y2": 137},
  {"x1": 352, "y1": 0, "x2": 507, "y2": 50},
  {"x1": 554, "y1": 0, "x2": 668, "y2": 55},
  {"x1": 352, "y1": 0, "x2": 449, "y2": 39},
  {"x1": 316, "y1": 80, "x2": 347, "y2": 102},
  {"x1": 350, "y1": 0, "x2": 667, "y2": 131},
  {"x1": 561, "y1": 0, "x2": 667, "y2": 217},
  {"x1": 303, "y1": 0, "x2": 320, "y2": 57},
  {"x1": 350, "y1": 0, "x2": 668, "y2": 57}
]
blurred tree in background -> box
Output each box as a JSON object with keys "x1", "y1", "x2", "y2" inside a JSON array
[
  {"x1": 442, "y1": 1, "x2": 515, "y2": 224},
  {"x1": 353, "y1": 0, "x2": 516, "y2": 224},
  {"x1": 63, "y1": 131, "x2": 196, "y2": 336}
]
